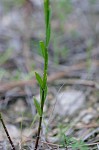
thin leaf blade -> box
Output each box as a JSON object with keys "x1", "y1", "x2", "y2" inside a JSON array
[
  {"x1": 46, "y1": 22, "x2": 51, "y2": 46},
  {"x1": 44, "y1": 0, "x2": 51, "y2": 47},
  {"x1": 44, "y1": 0, "x2": 49, "y2": 26},
  {"x1": 43, "y1": 72, "x2": 47, "y2": 88},
  {"x1": 34, "y1": 97, "x2": 41, "y2": 116},
  {"x1": 35, "y1": 72, "x2": 43, "y2": 88},
  {"x1": 39, "y1": 41, "x2": 45, "y2": 58},
  {"x1": 44, "y1": 85, "x2": 47, "y2": 100},
  {"x1": 40, "y1": 87, "x2": 42, "y2": 100}
]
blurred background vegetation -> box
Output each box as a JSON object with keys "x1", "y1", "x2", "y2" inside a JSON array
[
  {"x1": 0, "y1": 0, "x2": 99, "y2": 149},
  {"x1": 0, "y1": 0, "x2": 99, "y2": 78}
]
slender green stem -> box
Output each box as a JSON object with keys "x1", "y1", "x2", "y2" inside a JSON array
[
  {"x1": 34, "y1": 116, "x2": 42, "y2": 150},
  {"x1": 34, "y1": 0, "x2": 50, "y2": 149},
  {"x1": 34, "y1": 90, "x2": 44, "y2": 150},
  {"x1": 34, "y1": 52, "x2": 48, "y2": 150},
  {"x1": 0, "y1": 112, "x2": 16, "y2": 150}
]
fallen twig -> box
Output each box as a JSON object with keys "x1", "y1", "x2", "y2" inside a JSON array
[
  {"x1": 0, "y1": 60, "x2": 99, "y2": 93},
  {"x1": 75, "y1": 123, "x2": 99, "y2": 129},
  {"x1": 0, "y1": 112, "x2": 16, "y2": 150},
  {"x1": 54, "y1": 78, "x2": 98, "y2": 88}
]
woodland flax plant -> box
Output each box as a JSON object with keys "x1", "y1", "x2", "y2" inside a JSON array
[{"x1": 34, "y1": 0, "x2": 51, "y2": 149}]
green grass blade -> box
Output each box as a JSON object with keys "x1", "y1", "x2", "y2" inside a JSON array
[{"x1": 29, "y1": 114, "x2": 39, "y2": 129}]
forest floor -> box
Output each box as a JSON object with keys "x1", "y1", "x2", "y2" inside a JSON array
[{"x1": 0, "y1": 0, "x2": 99, "y2": 149}]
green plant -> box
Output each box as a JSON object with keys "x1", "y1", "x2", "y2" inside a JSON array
[
  {"x1": 58, "y1": 124, "x2": 89, "y2": 150},
  {"x1": 63, "y1": 136, "x2": 89, "y2": 150},
  {"x1": 57, "y1": 124, "x2": 69, "y2": 149},
  {"x1": 33, "y1": 0, "x2": 51, "y2": 149},
  {"x1": 70, "y1": 138, "x2": 89, "y2": 150}
]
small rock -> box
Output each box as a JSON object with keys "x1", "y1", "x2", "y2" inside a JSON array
[
  {"x1": 22, "y1": 128, "x2": 33, "y2": 137},
  {"x1": 82, "y1": 114, "x2": 94, "y2": 124},
  {"x1": 13, "y1": 99, "x2": 27, "y2": 113},
  {"x1": 6, "y1": 124, "x2": 21, "y2": 139},
  {"x1": 54, "y1": 90, "x2": 85, "y2": 116}
]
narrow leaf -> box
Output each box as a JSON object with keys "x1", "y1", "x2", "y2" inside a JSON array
[
  {"x1": 35, "y1": 72, "x2": 43, "y2": 88},
  {"x1": 46, "y1": 7, "x2": 50, "y2": 29},
  {"x1": 39, "y1": 41, "x2": 45, "y2": 58},
  {"x1": 44, "y1": 85, "x2": 47, "y2": 100},
  {"x1": 42, "y1": 85, "x2": 47, "y2": 107},
  {"x1": 40, "y1": 87, "x2": 42, "y2": 100},
  {"x1": 44, "y1": 0, "x2": 49, "y2": 26},
  {"x1": 34, "y1": 97, "x2": 41, "y2": 116},
  {"x1": 44, "y1": 50, "x2": 48, "y2": 71},
  {"x1": 44, "y1": 0, "x2": 51, "y2": 46},
  {"x1": 43, "y1": 73, "x2": 47, "y2": 88},
  {"x1": 46, "y1": 22, "x2": 51, "y2": 46},
  {"x1": 29, "y1": 114, "x2": 39, "y2": 129}
]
